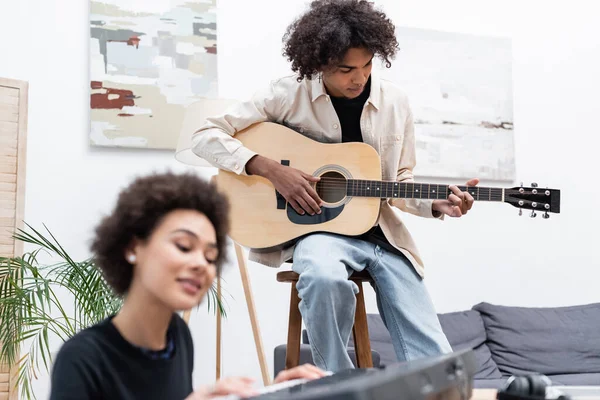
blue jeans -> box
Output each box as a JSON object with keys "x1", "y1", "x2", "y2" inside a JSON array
[{"x1": 292, "y1": 232, "x2": 452, "y2": 372}]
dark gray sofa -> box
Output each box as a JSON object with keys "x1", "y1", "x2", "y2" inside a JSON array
[{"x1": 274, "y1": 302, "x2": 600, "y2": 388}]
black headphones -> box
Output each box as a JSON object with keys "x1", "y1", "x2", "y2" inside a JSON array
[{"x1": 497, "y1": 374, "x2": 572, "y2": 400}]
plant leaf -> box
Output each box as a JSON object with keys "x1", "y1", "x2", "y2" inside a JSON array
[{"x1": 1, "y1": 223, "x2": 228, "y2": 399}]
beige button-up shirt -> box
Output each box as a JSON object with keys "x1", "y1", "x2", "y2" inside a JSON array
[{"x1": 191, "y1": 71, "x2": 442, "y2": 278}]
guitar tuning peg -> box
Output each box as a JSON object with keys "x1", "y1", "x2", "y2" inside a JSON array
[
  {"x1": 530, "y1": 210, "x2": 537, "y2": 218},
  {"x1": 531, "y1": 182, "x2": 538, "y2": 188},
  {"x1": 543, "y1": 211, "x2": 550, "y2": 219},
  {"x1": 519, "y1": 209, "x2": 522, "y2": 216}
]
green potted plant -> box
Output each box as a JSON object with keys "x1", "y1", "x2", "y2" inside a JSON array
[{"x1": 0, "y1": 224, "x2": 226, "y2": 399}]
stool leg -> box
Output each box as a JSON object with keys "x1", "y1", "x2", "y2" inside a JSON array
[
  {"x1": 352, "y1": 282, "x2": 373, "y2": 368},
  {"x1": 286, "y1": 282, "x2": 302, "y2": 369}
]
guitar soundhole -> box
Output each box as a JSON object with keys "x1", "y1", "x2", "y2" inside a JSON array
[{"x1": 316, "y1": 171, "x2": 347, "y2": 204}]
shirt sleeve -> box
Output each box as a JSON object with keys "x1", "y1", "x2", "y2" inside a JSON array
[
  {"x1": 49, "y1": 339, "x2": 100, "y2": 400},
  {"x1": 191, "y1": 80, "x2": 285, "y2": 176},
  {"x1": 389, "y1": 106, "x2": 444, "y2": 220}
]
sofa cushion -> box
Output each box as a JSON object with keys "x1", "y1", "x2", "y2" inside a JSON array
[
  {"x1": 304, "y1": 312, "x2": 502, "y2": 379},
  {"x1": 438, "y1": 310, "x2": 503, "y2": 379},
  {"x1": 357, "y1": 312, "x2": 504, "y2": 379},
  {"x1": 546, "y1": 373, "x2": 600, "y2": 386},
  {"x1": 472, "y1": 378, "x2": 508, "y2": 389},
  {"x1": 473, "y1": 302, "x2": 600, "y2": 376}
]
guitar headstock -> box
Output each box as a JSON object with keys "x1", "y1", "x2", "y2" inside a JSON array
[{"x1": 505, "y1": 182, "x2": 560, "y2": 218}]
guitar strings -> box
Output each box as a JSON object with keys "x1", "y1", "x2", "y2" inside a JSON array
[
  {"x1": 314, "y1": 182, "x2": 502, "y2": 191},
  {"x1": 303, "y1": 177, "x2": 506, "y2": 200},
  {"x1": 313, "y1": 182, "x2": 503, "y2": 200},
  {"x1": 314, "y1": 186, "x2": 503, "y2": 196},
  {"x1": 314, "y1": 177, "x2": 497, "y2": 189},
  {"x1": 312, "y1": 189, "x2": 503, "y2": 198}
]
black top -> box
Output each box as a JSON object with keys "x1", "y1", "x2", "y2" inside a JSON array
[
  {"x1": 329, "y1": 78, "x2": 405, "y2": 259},
  {"x1": 49, "y1": 313, "x2": 194, "y2": 400},
  {"x1": 330, "y1": 82, "x2": 369, "y2": 144}
]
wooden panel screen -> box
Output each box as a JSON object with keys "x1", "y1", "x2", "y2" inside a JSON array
[{"x1": 0, "y1": 78, "x2": 28, "y2": 400}]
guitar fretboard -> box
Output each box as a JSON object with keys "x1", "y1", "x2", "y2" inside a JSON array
[{"x1": 345, "y1": 180, "x2": 504, "y2": 202}]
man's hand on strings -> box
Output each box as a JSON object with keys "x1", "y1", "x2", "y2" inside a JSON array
[{"x1": 432, "y1": 178, "x2": 480, "y2": 217}]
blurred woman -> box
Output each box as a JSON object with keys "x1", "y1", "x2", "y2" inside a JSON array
[{"x1": 49, "y1": 172, "x2": 325, "y2": 399}]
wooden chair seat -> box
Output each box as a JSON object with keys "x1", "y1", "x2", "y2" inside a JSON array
[
  {"x1": 276, "y1": 269, "x2": 374, "y2": 370},
  {"x1": 276, "y1": 269, "x2": 372, "y2": 283}
]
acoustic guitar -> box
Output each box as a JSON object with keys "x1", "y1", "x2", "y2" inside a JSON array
[{"x1": 213, "y1": 122, "x2": 561, "y2": 251}]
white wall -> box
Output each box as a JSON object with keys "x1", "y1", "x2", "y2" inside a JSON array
[{"x1": 1, "y1": 0, "x2": 600, "y2": 398}]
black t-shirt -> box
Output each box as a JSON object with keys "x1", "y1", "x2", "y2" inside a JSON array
[
  {"x1": 49, "y1": 313, "x2": 194, "y2": 400},
  {"x1": 329, "y1": 78, "x2": 405, "y2": 258}
]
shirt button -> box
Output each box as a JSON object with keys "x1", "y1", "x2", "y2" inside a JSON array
[
  {"x1": 396, "y1": 135, "x2": 401, "y2": 140},
  {"x1": 325, "y1": 97, "x2": 330, "y2": 102},
  {"x1": 333, "y1": 124, "x2": 339, "y2": 129},
  {"x1": 234, "y1": 164, "x2": 239, "y2": 170}
]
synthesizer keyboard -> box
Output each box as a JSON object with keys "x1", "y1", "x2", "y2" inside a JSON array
[{"x1": 214, "y1": 348, "x2": 477, "y2": 400}]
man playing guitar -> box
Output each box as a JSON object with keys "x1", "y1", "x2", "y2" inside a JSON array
[{"x1": 192, "y1": 0, "x2": 478, "y2": 372}]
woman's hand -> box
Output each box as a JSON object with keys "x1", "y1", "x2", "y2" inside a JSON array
[
  {"x1": 186, "y1": 377, "x2": 259, "y2": 399},
  {"x1": 274, "y1": 363, "x2": 328, "y2": 384},
  {"x1": 186, "y1": 364, "x2": 328, "y2": 399}
]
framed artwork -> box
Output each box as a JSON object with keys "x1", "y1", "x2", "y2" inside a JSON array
[
  {"x1": 89, "y1": 0, "x2": 217, "y2": 149},
  {"x1": 381, "y1": 26, "x2": 514, "y2": 181}
]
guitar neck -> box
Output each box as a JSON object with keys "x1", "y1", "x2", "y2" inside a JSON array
[{"x1": 346, "y1": 180, "x2": 504, "y2": 202}]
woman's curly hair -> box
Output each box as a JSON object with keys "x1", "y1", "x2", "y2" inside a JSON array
[
  {"x1": 282, "y1": 0, "x2": 399, "y2": 80},
  {"x1": 91, "y1": 172, "x2": 230, "y2": 296}
]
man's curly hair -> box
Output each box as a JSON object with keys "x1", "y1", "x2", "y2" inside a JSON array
[
  {"x1": 282, "y1": 0, "x2": 399, "y2": 80},
  {"x1": 91, "y1": 172, "x2": 230, "y2": 296}
]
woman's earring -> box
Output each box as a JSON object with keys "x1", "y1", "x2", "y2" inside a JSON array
[{"x1": 127, "y1": 254, "x2": 136, "y2": 264}]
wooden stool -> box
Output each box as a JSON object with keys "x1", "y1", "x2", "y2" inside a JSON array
[{"x1": 276, "y1": 269, "x2": 374, "y2": 370}]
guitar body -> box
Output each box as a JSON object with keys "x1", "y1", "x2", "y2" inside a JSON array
[{"x1": 214, "y1": 122, "x2": 382, "y2": 250}]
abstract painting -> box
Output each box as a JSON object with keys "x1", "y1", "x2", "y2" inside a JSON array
[
  {"x1": 89, "y1": 0, "x2": 217, "y2": 149},
  {"x1": 380, "y1": 27, "x2": 514, "y2": 181}
]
